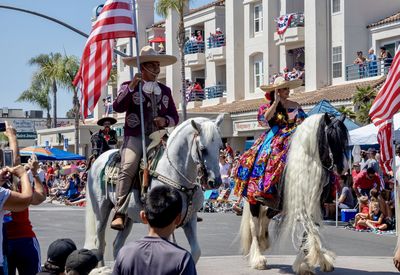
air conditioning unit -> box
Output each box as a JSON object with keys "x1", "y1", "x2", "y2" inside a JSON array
[{"x1": 29, "y1": 110, "x2": 43, "y2": 118}]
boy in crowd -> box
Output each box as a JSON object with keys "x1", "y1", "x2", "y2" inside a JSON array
[{"x1": 113, "y1": 185, "x2": 196, "y2": 275}]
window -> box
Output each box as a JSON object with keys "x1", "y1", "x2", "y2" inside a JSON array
[
  {"x1": 254, "y1": 4, "x2": 263, "y2": 34},
  {"x1": 332, "y1": 46, "x2": 342, "y2": 78},
  {"x1": 254, "y1": 60, "x2": 264, "y2": 89},
  {"x1": 332, "y1": 0, "x2": 340, "y2": 13}
]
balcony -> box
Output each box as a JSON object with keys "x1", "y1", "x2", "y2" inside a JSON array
[
  {"x1": 202, "y1": 85, "x2": 227, "y2": 106},
  {"x1": 274, "y1": 13, "x2": 305, "y2": 46},
  {"x1": 184, "y1": 41, "x2": 206, "y2": 68},
  {"x1": 205, "y1": 35, "x2": 226, "y2": 63},
  {"x1": 345, "y1": 59, "x2": 392, "y2": 81}
]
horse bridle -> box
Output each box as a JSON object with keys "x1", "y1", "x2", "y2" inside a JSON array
[
  {"x1": 91, "y1": 132, "x2": 108, "y2": 157},
  {"x1": 150, "y1": 132, "x2": 209, "y2": 227}
]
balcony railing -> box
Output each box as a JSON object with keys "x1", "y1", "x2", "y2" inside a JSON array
[
  {"x1": 345, "y1": 59, "x2": 393, "y2": 81},
  {"x1": 205, "y1": 85, "x2": 226, "y2": 99},
  {"x1": 290, "y1": 13, "x2": 304, "y2": 27},
  {"x1": 207, "y1": 34, "x2": 225, "y2": 49},
  {"x1": 184, "y1": 41, "x2": 205, "y2": 54},
  {"x1": 186, "y1": 90, "x2": 205, "y2": 102}
]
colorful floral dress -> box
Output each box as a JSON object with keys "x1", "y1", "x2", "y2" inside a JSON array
[{"x1": 233, "y1": 103, "x2": 307, "y2": 205}]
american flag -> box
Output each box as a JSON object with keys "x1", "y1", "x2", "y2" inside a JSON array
[
  {"x1": 73, "y1": 0, "x2": 135, "y2": 118},
  {"x1": 369, "y1": 46, "x2": 400, "y2": 173}
]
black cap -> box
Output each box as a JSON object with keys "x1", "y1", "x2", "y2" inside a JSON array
[
  {"x1": 47, "y1": 238, "x2": 77, "y2": 268},
  {"x1": 65, "y1": 249, "x2": 100, "y2": 275}
]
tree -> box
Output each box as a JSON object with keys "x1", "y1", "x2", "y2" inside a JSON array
[
  {"x1": 17, "y1": 77, "x2": 52, "y2": 128},
  {"x1": 156, "y1": 0, "x2": 191, "y2": 120},
  {"x1": 337, "y1": 106, "x2": 356, "y2": 120},
  {"x1": 28, "y1": 53, "x2": 63, "y2": 128},
  {"x1": 66, "y1": 108, "x2": 75, "y2": 119},
  {"x1": 352, "y1": 85, "x2": 376, "y2": 125}
]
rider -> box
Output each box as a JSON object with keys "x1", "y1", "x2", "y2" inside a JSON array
[
  {"x1": 97, "y1": 117, "x2": 118, "y2": 149},
  {"x1": 111, "y1": 46, "x2": 179, "y2": 230}
]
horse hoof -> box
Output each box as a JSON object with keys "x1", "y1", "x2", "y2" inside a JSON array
[
  {"x1": 296, "y1": 263, "x2": 315, "y2": 275},
  {"x1": 251, "y1": 256, "x2": 267, "y2": 270}
]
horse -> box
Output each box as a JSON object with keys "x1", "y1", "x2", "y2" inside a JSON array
[
  {"x1": 239, "y1": 113, "x2": 349, "y2": 275},
  {"x1": 84, "y1": 116, "x2": 224, "y2": 263}
]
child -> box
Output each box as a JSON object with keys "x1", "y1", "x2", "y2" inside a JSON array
[
  {"x1": 354, "y1": 196, "x2": 369, "y2": 229},
  {"x1": 112, "y1": 185, "x2": 197, "y2": 275},
  {"x1": 365, "y1": 202, "x2": 387, "y2": 232}
]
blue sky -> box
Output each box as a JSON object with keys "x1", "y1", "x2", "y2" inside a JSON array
[{"x1": 0, "y1": 0, "x2": 212, "y2": 117}]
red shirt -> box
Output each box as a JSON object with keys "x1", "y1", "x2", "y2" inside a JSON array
[
  {"x1": 351, "y1": 169, "x2": 361, "y2": 179},
  {"x1": 6, "y1": 208, "x2": 35, "y2": 239},
  {"x1": 353, "y1": 171, "x2": 380, "y2": 190}
]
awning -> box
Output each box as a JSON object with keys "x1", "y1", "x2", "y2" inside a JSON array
[{"x1": 149, "y1": 37, "x2": 165, "y2": 43}]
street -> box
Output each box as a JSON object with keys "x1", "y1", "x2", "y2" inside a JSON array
[{"x1": 30, "y1": 203, "x2": 399, "y2": 274}]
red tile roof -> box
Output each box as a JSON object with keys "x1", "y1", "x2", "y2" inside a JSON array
[
  {"x1": 367, "y1": 11, "x2": 400, "y2": 28},
  {"x1": 188, "y1": 77, "x2": 386, "y2": 114}
]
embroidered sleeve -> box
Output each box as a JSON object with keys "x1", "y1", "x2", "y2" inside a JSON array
[
  {"x1": 113, "y1": 82, "x2": 131, "y2": 113},
  {"x1": 257, "y1": 103, "x2": 270, "y2": 127},
  {"x1": 164, "y1": 87, "x2": 179, "y2": 127}
]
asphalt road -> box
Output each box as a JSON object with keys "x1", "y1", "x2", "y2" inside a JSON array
[{"x1": 29, "y1": 203, "x2": 396, "y2": 263}]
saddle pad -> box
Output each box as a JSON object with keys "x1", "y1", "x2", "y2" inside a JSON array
[{"x1": 104, "y1": 152, "x2": 121, "y2": 185}]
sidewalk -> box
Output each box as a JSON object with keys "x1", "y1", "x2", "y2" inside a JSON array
[{"x1": 197, "y1": 255, "x2": 399, "y2": 274}]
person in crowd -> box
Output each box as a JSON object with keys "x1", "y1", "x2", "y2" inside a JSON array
[
  {"x1": 62, "y1": 175, "x2": 80, "y2": 201},
  {"x1": 113, "y1": 185, "x2": 197, "y2": 275},
  {"x1": 363, "y1": 202, "x2": 387, "y2": 232},
  {"x1": 196, "y1": 30, "x2": 203, "y2": 42},
  {"x1": 379, "y1": 46, "x2": 393, "y2": 71},
  {"x1": 6, "y1": 155, "x2": 46, "y2": 275},
  {"x1": 359, "y1": 150, "x2": 368, "y2": 170},
  {"x1": 354, "y1": 196, "x2": 369, "y2": 229},
  {"x1": 225, "y1": 142, "x2": 234, "y2": 158},
  {"x1": 324, "y1": 175, "x2": 354, "y2": 219},
  {"x1": 364, "y1": 147, "x2": 380, "y2": 173},
  {"x1": 97, "y1": 117, "x2": 118, "y2": 149},
  {"x1": 353, "y1": 167, "x2": 380, "y2": 197},
  {"x1": 366, "y1": 48, "x2": 377, "y2": 76},
  {"x1": 111, "y1": 46, "x2": 179, "y2": 230},
  {"x1": 234, "y1": 76, "x2": 305, "y2": 210},
  {"x1": 215, "y1": 27, "x2": 223, "y2": 35},
  {"x1": 189, "y1": 33, "x2": 196, "y2": 42},
  {"x1": 351, "y1": 162, "x2": 361, "y2": 179},
  {"x1": 192, "y1": 82, "x2": 202, "y2": 91},
  {"x1": 38, "y1": 238, "x2": 77, "y2": 275},
  {"x1": 369, "y1": 188, "x2": 389, "y2": 219},
  {"x1": 354, "y1": 51, "x2": 366, "y2": 78},
  {"x1": 219, "y1": 154, "x2": 231, "y2": 190},
  {"x1": 64, "y1": 249, "x2": 100, "y2": 275}
]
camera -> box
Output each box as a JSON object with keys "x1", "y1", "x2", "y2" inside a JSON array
[
  {"x1": 0, "y1": 123, "x2": 5, "y2": 133},
  {"x1": 0, "y1": 149, "x2": 13, "y2": 168}
]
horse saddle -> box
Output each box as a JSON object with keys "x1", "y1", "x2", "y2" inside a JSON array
[{"x1": 103, "y1": 130, "x2": 167, "y2": 187}]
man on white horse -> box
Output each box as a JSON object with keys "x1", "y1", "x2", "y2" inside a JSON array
[
  {"x1": 97, "y1": 117, "x2": 118, "y2": 149},
  {"x1": 111, "y1": 46, "x2": 179, "y2": 230}
]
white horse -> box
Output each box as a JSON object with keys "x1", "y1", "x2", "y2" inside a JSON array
[
  {"x1": 84, "y1": 116, "x2": 224, "y2": 263},
  {"x1": 239, "y1": 114, "x2": 349, "y2": 275}
]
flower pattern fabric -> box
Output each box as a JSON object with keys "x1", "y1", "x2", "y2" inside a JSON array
[{"x1": 233, "y1": 103, "x2": 307, "y2": 205}]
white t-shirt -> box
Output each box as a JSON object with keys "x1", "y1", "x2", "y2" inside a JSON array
[
  {"x1": 37, "y1": 168, "x2": 45, "y2": 183},
  {"x1": 0, "y1": 187, "x2": 11, "y2": 266},
  {"x1": 219, "y1": 162, "x2": 230, "y2": 184}
]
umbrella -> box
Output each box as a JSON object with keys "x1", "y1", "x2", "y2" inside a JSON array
[
  {"x1": 20, "y1": 146, "x2": 54, "y2": 157},
  {"x1": 149, "y1": 36, "x2": 165, "y2": 43}
]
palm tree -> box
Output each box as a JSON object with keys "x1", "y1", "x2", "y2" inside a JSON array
[
  {"x1": 156, "y1": 0, "x2": 191, "y2": 120},
  {"x1": 352, "y1": 85, "x2": 377, "y2": 125},
  {"x1": 58, "y1": 55, "x2": 80, "y2": 154},
  {"x1": 17, "y1": 77, "x2": 52, "y2": 128},
  {"x1": 28, "y1": 53, "x2": 63, "y2": 128},
  {"x1": 337, "y1": 106, "x2": 356, "y2": 120}
]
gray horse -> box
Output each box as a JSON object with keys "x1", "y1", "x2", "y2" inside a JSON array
[{"x1": 84, "y1": 116, "x2": 224, "y2": 262}]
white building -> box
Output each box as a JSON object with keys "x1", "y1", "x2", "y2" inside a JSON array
[{"x1": 38, "y1": 0, "x2": 400, "y2": 155}]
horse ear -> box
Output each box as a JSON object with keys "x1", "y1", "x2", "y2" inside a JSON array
[
  {"x1": 339, "y1": 114, "x2": 346, "y2": 122},
  {"x1": 215, "y1": 114, "x2": 224, "y2": 128},
  {"x1": 191, "y1": 120, "x2": 201, "y2": 133},
  {"x1": 324, "y1": 113, "x2": 332, "y2": 125},
  {"x1": 89, "y1": 130, "x2": 93, "y2": 136}
]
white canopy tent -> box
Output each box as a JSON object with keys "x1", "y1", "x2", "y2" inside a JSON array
[{"x1": 349, "y1": 113, "x2": 400, "y2": 146}]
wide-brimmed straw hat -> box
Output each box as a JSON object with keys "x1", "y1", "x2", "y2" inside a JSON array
[
  {"x1": 122, "y1": 45, "x2": 177, "y2": 67},
  {"x1": 97, "y1": 117, "x2": 117, "y2": 127},
  {"x1": 260, "y1": 77, "x2": 302, "y2": 100}
]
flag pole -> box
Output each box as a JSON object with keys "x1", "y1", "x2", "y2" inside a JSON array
[
  {"x1": 130, "y1": 1, "x2": 148, "y2": 168},
  {"x1": 391, "y1": 119, "x2": 399, "y2": 235}
]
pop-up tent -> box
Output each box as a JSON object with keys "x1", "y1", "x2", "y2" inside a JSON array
[
  {"x1": 48, "y1": 148, "x2": 86, "y2": 160},
  {"x1": 307, "y1": 100, "x2": 360, "y2": 131},
  {"x1": 349, "y1": 112, "x2": 400, "y2": 145}
]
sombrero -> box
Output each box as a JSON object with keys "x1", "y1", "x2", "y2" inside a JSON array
[
  {"x1": 97, "y1": 117, "x2": 117, "y2": 126},
  {"x1": 122, "y1": 45, "x2": 177, "y2": 67},
  {"x1": 260, "y1": 76, "x2": 303, "y2": 100}
]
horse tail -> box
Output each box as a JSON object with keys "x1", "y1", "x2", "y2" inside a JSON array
[
  {"x1": 239, "y1": 201, "x2": 252, "y2": 255},
  {"x1": 84, "y1": 175, "x2": 97, "y2": 250}
]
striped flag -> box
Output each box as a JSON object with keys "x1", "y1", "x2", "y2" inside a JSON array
[
  {"x1": 369, "y1": 46, "x2": 400, "y2": 172},
  {"x1": 73, "y1": 0, "x2": 135, "y2": 118}
]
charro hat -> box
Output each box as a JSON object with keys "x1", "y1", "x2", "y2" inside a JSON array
[
  {"x1": 97, "y1": 117, "x2": 117, "y2": 127},
  {"x1": 122, "y1": 45, "x2": 177, "y2": 67},
  {"x1": 260, "y1": 76, "x2": 302, "y2": 100}
]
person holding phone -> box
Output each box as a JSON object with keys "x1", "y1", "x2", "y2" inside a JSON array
[{"x1": 3, "y1": 122, "x2": 45, "y2": 275}]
